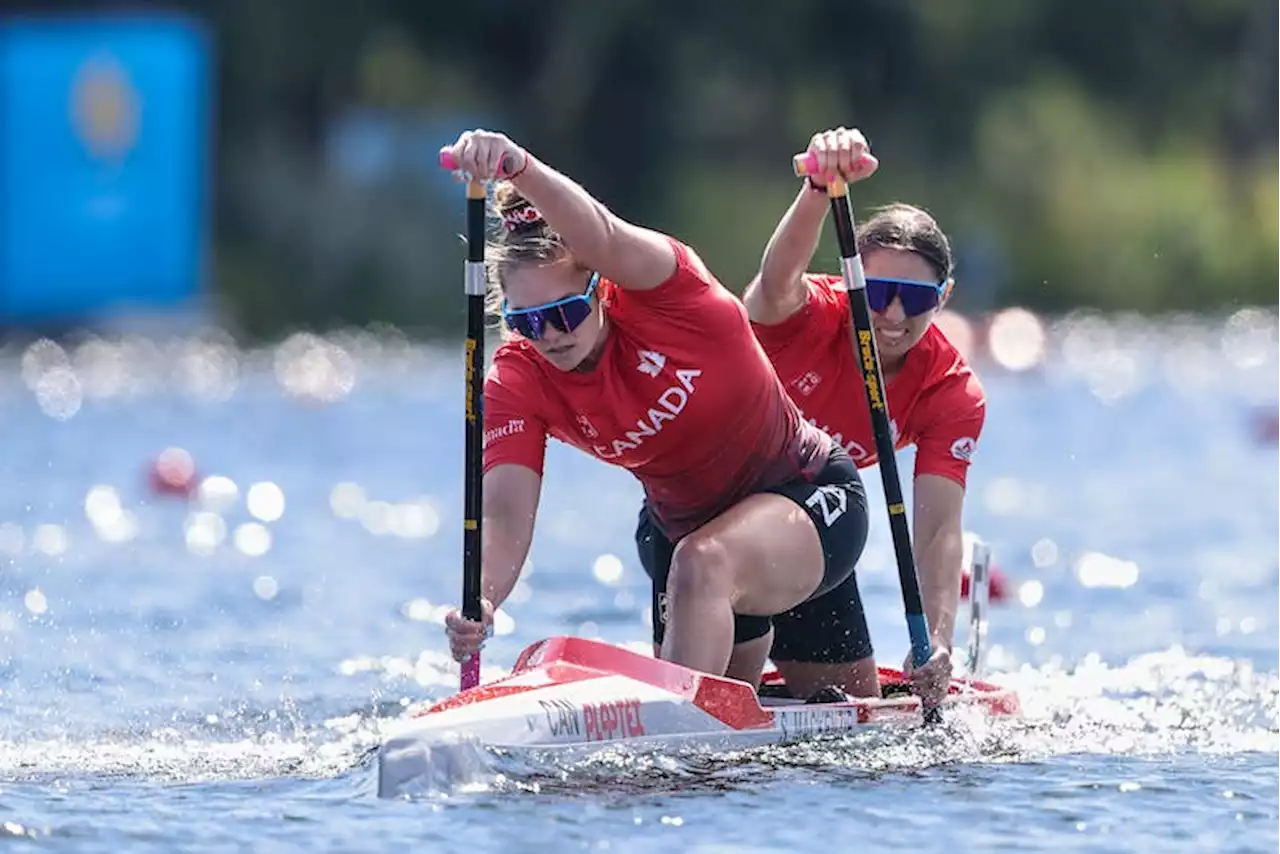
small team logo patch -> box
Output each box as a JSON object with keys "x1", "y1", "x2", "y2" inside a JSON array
[
  {"x1": 792, "y1": 371, "x2": 822, "y2": 396},
  {"x1": 637, "y1": 349, "x2": 666, "y2": 377},
  {"x1": 950, "y1": 437, "x2": 977, "y2": 461},
  {"x1": 577, "y1": 414, "x2": 599, "y2": 439}
]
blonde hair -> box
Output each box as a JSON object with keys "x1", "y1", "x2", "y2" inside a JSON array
[{"x1": 482, "y1": 182, "x2": 590, "y2": 338}]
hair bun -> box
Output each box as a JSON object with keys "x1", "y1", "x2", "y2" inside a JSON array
[
  {"x1": 501, "y1": 204, "x2": 543, "y2": 232},
  {"x1": 492, "y1": 181, "x2": 544, "y2": 232}
]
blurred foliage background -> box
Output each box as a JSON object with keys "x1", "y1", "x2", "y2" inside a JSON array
[{"x1": 48, "y1": 0, "x2": 1278, "y2": 341}]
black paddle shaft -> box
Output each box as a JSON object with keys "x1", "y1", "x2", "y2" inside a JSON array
[
  {"x1": 823, "y1": 177, "x2": 941, "y2": 723},
  {"x1": 462, "y1": 180, "x2": 487, "y2": 625}
]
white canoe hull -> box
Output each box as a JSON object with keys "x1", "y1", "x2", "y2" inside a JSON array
[{"x1": 376, "y1": 636, "x2": 1019, "y2": 797}]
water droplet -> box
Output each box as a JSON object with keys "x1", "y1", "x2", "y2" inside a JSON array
[
  {"x1": 1019, "y1": 580, "x2": 1044, "y2": 608},
  {"x1": 84, "y1": 485, "x2": 122, "y2": 525},
  {"x1": 1075, "y1": 551, "x2": 1139, "y2": 589},
  {"x1": 198, "y1": 476, "x2": 240, "y2": 513},
  {"x1": 184, "y1": 512, "x2": 227, "y2": 556},
  {"x1": 402, "y1": 598, "x2": 434, "y2": 621},
  {"x1": 987, "y1": 307, "x2": 1046, "y2": 371},
  {"x1": 330, "y1": 482, "x2": 367, "y2": 519},
  {"x1": 32, "y1": 524, "x2": 67, "y2": 556},
  {"x1": 233, "y1": 523, "x2": 272, "y2": 557},
  {"x1": 23, "y1": 589, "x2": 47, "y2": 615},
  {"x1": 246, "y1": 482, "x2": 285, "y2": 523},
  {"x1": 390, "y1": 500, "x2": 439, "y2": 539},
  {"x1": 253, "y1": 576, "x2": 279, "y2": 600},
  {"x1": 1030, "y1": 538, "x2": 1059, "y2": 568},
  {"x1": 592, "y1": 554, "x2": 624, "y2": 585}
]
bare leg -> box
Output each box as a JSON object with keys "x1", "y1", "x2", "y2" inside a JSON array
[
  {"x1": 725, "y1": 629, "x2": 773, "y2": 688},
  {"x1": 652, "y1": 629, "x2": 772, "y2": 687},
  {"x1": 660, "y1": 494, "x2": 824, "y2": 677}
]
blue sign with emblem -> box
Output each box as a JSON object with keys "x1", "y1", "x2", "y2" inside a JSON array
[{"x1": 0, "y1": 13, "x2": 212, "y2": 322}]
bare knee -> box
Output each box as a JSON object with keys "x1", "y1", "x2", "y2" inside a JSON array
[{"x1": 668, "y1": 535, "x2": 734, "y2": 603}]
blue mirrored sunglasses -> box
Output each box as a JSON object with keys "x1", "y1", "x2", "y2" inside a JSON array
[
  {"x1": 501, "y1": 272, "x2": 600, "y2": 340},
  {"x1": 866, "y1": 276, "x2": 948, "y2": 317}
]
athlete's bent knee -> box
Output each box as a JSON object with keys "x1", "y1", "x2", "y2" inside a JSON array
[{"x1": 668, "y1": 535, "x2": 734, "y2": 603}]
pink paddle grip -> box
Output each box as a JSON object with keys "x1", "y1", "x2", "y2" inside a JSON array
[
  {"x1": 438, "y1": 147, "x2": 519, "y2": 179},
  {"x1": 460, "y1": 653, "x2": 480, "y2": 690},
  {"x1": 792, "y1": 151, "x2": 820, "y2": 176},
  {"x1": 792, "y1": 150, "x2": 877, "y2": 177}
]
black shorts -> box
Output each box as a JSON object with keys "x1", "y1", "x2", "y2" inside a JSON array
[{"x1": 635, "y1": 442, "x2": 874, "y2": 664}]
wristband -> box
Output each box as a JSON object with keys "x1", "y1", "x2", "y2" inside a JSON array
[{"x1": 507, "y1": 152, "x2": 531, "y2": 181}]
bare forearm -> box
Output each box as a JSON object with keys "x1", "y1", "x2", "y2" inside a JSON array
[
  {"x1": 745, "y1": 186, "x2": 829, "y2": 321},
  {"x1": 760, "y1": 186, "x2": 829, "y2": 290},
  {"x1": 916, "y1": 530, "x2": 964, "y2": 649},
  {"x1": 511, "y1": 157, "x2": 619, "y2": 274},
  {"x1": 480, "y1": 516, "x2": 530, "y2": 610},
  {"x1": 476, "y1": 466, "x2": 540, "y2": 610}
]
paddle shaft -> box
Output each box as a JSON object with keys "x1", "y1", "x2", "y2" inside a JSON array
[
  {"x1": 822, "y1": 175, "x2": 941, "y2": 724},
  {"x1": 461, "y1": 179, "x2": 487, "y2": 690}
]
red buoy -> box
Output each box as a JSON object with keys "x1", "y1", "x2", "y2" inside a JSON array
[
  {"x1": 961, "y1": 562, "x2": 1010, "y2": 603},
  {"x1": 148, "y1": 446, "x2": 197, "y2": 498}
]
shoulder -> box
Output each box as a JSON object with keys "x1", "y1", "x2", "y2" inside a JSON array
[
  {"x1": 626, "y1": 236, "x2": 721, "y2": 294},
  {"x1": 612, "y1": 236, "x2": 741, "y2": 321},
  {"x1": 667, "y1": 236, "x2": 718, "y2": 285},
  {"x1": 490, "y1": 337, "x2": 539, "y2": 369},
  {"x1": 798, "y1": 272, "x2": 847, "y2": 308},
  {"x1": 913, "y1": 326, "x2": 986, "y2": 420},
  {"x1": 750, "y1": 272, "x2": 848, "y2": 346},
  {"x1": 486, "y1": 340, "x2": 546, "y2": 397}
]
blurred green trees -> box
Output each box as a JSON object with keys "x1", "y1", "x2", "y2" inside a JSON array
[{"x1": 170, "y1": 0, "x2": 1276, "y2": 339}]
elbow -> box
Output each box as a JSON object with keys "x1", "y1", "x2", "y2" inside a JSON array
[
  {"x1": 746, "y1": 272, "x2": 804, "y2": 323},
  {"x1": 572, "y1": 200, "x2": 621, "y2": 268}
]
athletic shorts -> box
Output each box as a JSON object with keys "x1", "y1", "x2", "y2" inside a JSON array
[{"x1": 635, "y1": 441, "x2": 875, "y2": 664}]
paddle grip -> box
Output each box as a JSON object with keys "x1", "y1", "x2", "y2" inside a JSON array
[
  {"x1": 461, "y1": 655, "x2": 480, "y2": 691},
  {"x1": 439, "y1": 148, "x2": 520, "y2": 179},
  {"x1": 792, "y1": 150, "x2": 877, "y2": 178}
]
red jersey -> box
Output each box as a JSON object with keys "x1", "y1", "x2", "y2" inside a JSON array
[
  {"x1": 751, "y1": 274, "x2": 985, "y2": 487},
  {"x1": 483, "y1": 237, "x2": 830, "y2": 539}
]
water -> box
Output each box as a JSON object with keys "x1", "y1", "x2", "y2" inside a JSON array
[{"x1": 0, "y1": 310, "x2": 1276, "y2": 852}]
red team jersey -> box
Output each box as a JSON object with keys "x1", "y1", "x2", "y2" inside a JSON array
[
  {"x1": 751, "y1": 274, "x2": 985, "y2": 487},
  {"x1": 483, "y1": 237, "x2": 830, "y2": 539}
]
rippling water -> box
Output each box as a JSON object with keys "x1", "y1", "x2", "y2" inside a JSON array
[{"x1": 0, "y1": 309, "x2": 1275, "y2": 852}]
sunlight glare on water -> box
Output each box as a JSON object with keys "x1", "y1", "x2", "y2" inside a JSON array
[{"x1": 0, "y1": 309, "x2": 1274, "y2": 852}]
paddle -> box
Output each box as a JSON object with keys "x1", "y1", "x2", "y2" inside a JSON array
[
  {"x1": 792, "y1": 151, "x2": 942, "y2": 724},
  {"x1": 444, "y1": 151, "x2": 488, "y2": 692},
  {"x1": 964, "y1": 538, "x2": 992, "y2": 678}
]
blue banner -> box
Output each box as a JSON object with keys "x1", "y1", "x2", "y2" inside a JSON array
[{"x1": 0, "y1": 13, "x2": 212, "y2": 322}]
